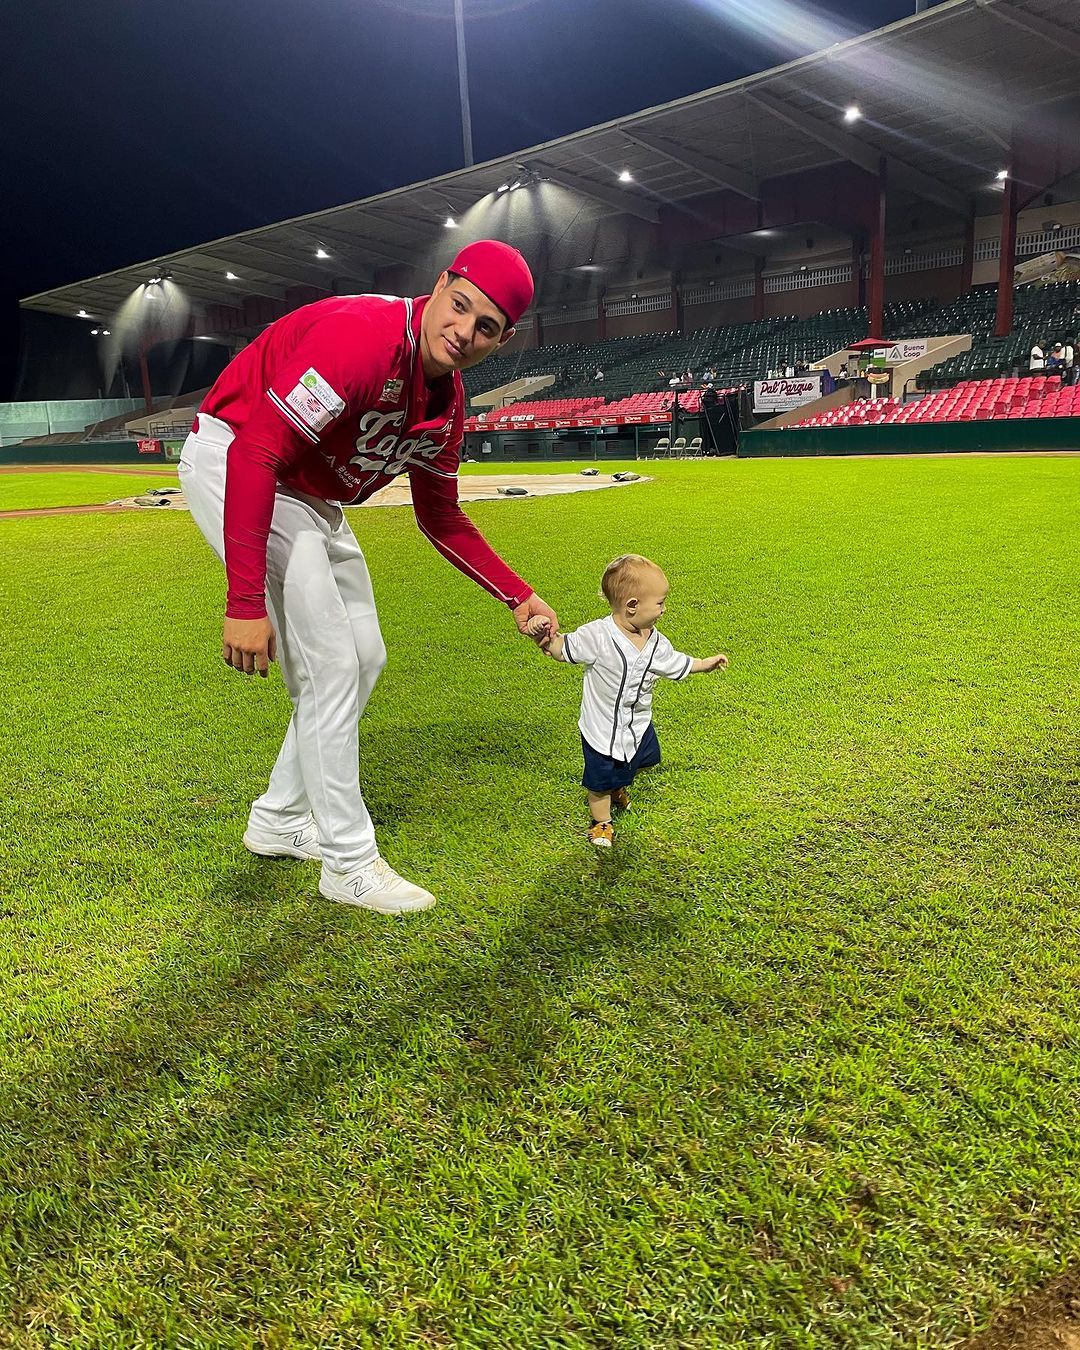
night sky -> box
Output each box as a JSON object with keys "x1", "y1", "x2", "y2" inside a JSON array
[{"x1": 2, "y1": 0, "x2": 944, "y2": 394}]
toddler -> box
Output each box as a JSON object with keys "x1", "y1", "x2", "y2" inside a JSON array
[{"x1": 528, "y1": 554, "x2": 727, "y2": 846}]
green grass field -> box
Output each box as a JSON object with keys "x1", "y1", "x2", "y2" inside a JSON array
[
  {"x1": 2, "y1": 457, "x2": 1079, "y2": 1347},
  {"x1": 0, "y1": 469, "x2": 179, "y2": 512}
]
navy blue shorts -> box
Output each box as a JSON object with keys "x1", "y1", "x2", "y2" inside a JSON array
[{"x1": 581, "y1": 723, "x2": 661, "y2": 793}]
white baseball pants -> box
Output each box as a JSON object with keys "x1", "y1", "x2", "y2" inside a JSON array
[{"x1": 179, "y1": 413, "x2": 384, "y2": 872}]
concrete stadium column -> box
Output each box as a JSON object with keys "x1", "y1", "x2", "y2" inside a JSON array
[
  {"x1": 867, "y1": 157, "x2": 887, "y2": 338},
  {"x1": 138, "y1": 343, "x2": 153, "y2": 414},
  {"x1": 597, "y1": 288, "x2": 607, "y2": 340},
  {"x1": 535, "y1": 311, "x2": 545, "y2": 349},
  {"x1": 852, "y1": 236, "x2": 864, "y2": 309},
  {"x1": 995, "y1": 167, "x2": 1018, "y2": 337},
  {"x1": 960, "y1": 210, "x2": 976, "y2": 295},
  {"x1": 753, "y1": 257, "x2": 765, "y2": 322},
  {"x1": 672, "y1": 273, "x2": 683, "y2": 334}
]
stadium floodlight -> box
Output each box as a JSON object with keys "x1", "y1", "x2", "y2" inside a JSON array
[
  {"x1": 315, "y1": 248, "x2": 330, "y2": 259},
  {"x1": 497, "y1": 183, "x2": 510, "y2": 192},
  {"x1": 996, "y1": 168, "x2": 1008, "y2": 180},
  {"x1": 506, "y1": 164, "x2": 540, "y2": 192},
  {"x1": 225, "y1": 271, "x2": 238, "y2": 279},
  {"x1": 77, "y1": 309, "x2": 90, "y2": 317},
  {"x1": 618, "y1": 169, "x2": 633, "y2": 183},
  {"x1": 103, "y1": 329, "x2": 110, "y2": 336},
  {"x1": 90, "y1": 328, "x2": 99, "y2": 335},
  {"x1": 444, "y1": 216, "x2": 458, "y2": 228},
  {"x1": 843, "y1": 105, "x2": 861, "y2": 123}
]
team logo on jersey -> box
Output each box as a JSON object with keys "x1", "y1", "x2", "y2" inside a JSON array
[
  {"x1": 379, "y1": 378, "x2": 404, "y2": 403},
  {"x1": 349, "y1": 407, "x2": 449, "y2": 477}
]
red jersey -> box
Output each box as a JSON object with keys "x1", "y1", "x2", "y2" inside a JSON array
[{"x1": 198, "y1": 293, "x2": 533, "y2": 620}]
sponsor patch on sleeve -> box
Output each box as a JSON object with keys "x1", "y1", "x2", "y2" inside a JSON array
[
  {"x1": 298, "y1": 368, "x2": 346, "y2": 416},
  {"x1": 284, "y1": 384, "x2": 335, "y2": 433}
]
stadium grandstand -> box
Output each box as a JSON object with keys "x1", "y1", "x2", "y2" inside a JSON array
[{"x1": 7, "y1": 0, "x2": 1080, "y2": 462}]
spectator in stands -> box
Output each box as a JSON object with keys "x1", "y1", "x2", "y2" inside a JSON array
[
  {"x1": 594, "y1": 367, "x2": 604, "y2": 382},
  {"x1": 1063, "y1": 336, "x2": 1077, "y2": 385},
  {"x1": 179, "y1": 239, "x2": 557, "y2": 916},
  {"x1": 703, "y1": 365, "x2": 717, "y2": 383},
  {"x1": 1047, "y1": 343, "x2": 1064, "y2": 372},
  {"x1": 1029, "y1": 340, "x2": 1045, "y2": 372}
]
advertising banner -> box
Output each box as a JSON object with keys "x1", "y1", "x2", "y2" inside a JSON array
[
  {"x1": 882, "y1": 340, "x2": 930, "y2": 363},
  {"x1": 752, "y1": 376, "x2": 822, "y2": 414}
]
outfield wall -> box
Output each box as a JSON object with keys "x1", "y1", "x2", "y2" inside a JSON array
[
  {"x1": 465, "y1": 417, "x2": 702, "y2": 461},
  {"x1": 0, "y1": 442, "x2": 172, "y2": 466},
  {"x1": 3, "y1": 434, "x2": 655, "y2": 467},
  {"x1": 0, "y1": 399, "x2": 143, "y2": 446},
  {"x1": 739, "y1": 418, "x2": 1080, "y2": 458}
]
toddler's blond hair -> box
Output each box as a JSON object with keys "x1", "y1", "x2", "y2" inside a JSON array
[{"x1": 600, "y1": 554, "x2": 666, "y2": 609}]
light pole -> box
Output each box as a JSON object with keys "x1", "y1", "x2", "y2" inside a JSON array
[{"x1": 453, "y1": 0, "x2": 474, "y2": 166}]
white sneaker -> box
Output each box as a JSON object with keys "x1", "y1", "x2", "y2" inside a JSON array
[
  {"x1": 319, "y1": 857, "x2": 437, "y2": 915},
  {"x1": 243, "y1": 817, "x2": 322, "y2": 861}
]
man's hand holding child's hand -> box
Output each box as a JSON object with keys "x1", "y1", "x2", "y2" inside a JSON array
[
  {"x1": 526, "y1": 615, "x2": 552, "y2": 643},
  {"x1": 513, "y1": 595, "x2": 559, "y2": 640}
]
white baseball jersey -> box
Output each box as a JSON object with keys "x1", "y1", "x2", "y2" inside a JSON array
[{"x1": 560, "y1": 616, "x2": 693, "y2": 762}]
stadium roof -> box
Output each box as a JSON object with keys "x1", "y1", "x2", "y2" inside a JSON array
[{"x1": 22, "y1": 0, "x2": 1080, "y2": 324}]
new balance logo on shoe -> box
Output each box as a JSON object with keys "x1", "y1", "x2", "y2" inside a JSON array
[
  {"x1": 243, "y1": 819, "x2": 322, "y2": 862},
  {"x1": 319, "y1": 857, "x2": 436, "y2": 915}
]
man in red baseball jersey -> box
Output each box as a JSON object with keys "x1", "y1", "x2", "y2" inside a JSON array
[{"x1": 180, "y1": 240, "x2": 557, "y2": 915}]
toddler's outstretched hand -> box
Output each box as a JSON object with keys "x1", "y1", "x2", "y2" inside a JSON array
[{"x1": 703, "y1": 653, "x2": 729, "y2": 673}]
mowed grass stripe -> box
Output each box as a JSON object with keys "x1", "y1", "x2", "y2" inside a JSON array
[
  {"x1": 0, "y1": 470, "x2": 179, "y2": 512},
  {"x1": 0, "y1": 457, "x2": 1078, "y2": 1347},
  {"x1": 0, "y1": 461, "x2": 622, "y2": 512}
]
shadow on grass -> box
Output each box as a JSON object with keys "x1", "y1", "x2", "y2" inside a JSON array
[
  {"x1": 357, "y1": 713, "x2": 565, "y2": 828},
  {"x1": 0, "y1": 833, "x2": 687, "y2": 1282}
]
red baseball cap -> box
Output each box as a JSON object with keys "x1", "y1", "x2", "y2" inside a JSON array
[{"x1": 446, "y1": 239, "x2": 534, "y2": 328}]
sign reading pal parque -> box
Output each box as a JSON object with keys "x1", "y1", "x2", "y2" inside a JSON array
[{"x1": 753, "y1": 376, "x2": 822, "y2": 413}]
